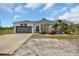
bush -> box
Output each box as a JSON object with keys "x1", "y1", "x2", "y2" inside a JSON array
[
  {"x1": 75, "y1": 30, "x2": 79, "y2": 35},
  {"x1": 40, "y1": 30, "x2": 46, "y2": 34},
  {"x1": 64, "y1": 30, "x2": 70, "y2": 34},
  {"x1": 48, "y1": 30, "x2": 57, "y2": 34}
]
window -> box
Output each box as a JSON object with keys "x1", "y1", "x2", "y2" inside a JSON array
[
  {"x1": 20, "y1": 24, "x2": 23, "y2": 26},
  {"x1": 25, "y1": 24, "x2": 27, "y2": 26},
  {"x1": 20, "y1": 24, "x2": 27, "y2": 26}
]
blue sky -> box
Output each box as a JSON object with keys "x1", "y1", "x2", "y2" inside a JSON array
[{"x1": 0, "y1": 3, "x2": 79, "y2": 27}]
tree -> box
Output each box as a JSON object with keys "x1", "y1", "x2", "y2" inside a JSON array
[
  {"x1": 53, "y1": 19, "x2": 70, "y2": 34},
  {"x1": 68, "y1": 23, "x2": 79, "y2": 34},
  {"x1": 0, "y1": 26, "x2": 3, "y2": 30}
]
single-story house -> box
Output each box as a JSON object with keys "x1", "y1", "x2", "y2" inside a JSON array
[{"x1": 13, "y1": 19, "x2": 54, "y2": 33}]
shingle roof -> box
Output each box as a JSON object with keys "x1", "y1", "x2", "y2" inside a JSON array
[{"x1": 13, "y1": 19, "x2": 53, "y2": 24}]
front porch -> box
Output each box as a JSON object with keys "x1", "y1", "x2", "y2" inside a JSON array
[{"x1": 32, "y1": 24, "x2": 53, "y2": 33}]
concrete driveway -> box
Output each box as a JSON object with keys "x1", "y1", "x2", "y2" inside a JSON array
[
  {"x1": 14, "y1": 38, "x2": 79, "y2": 56},
  {"x1": 0, "y1": 34, "x2": 32, "y2": 54}
]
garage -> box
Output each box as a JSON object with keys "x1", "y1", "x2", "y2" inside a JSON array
[{"x1": 16, "y1": 26, "x2": 32, "y2": 33}]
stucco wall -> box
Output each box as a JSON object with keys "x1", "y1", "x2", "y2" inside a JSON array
[
  {"x1": 13, "y1": 26, "x2": 16, "y2": 33},
  {"x1": 13, "y1": 22, "x2": 53, "y2": 33},
  {"x1": 32, "y1": 24, "x2": 41, "y2": 33},
  {"x1": 48, "y1": 25, "x2": 53, "y2": 32},
  {"x1": 13, "y1": 23, "x2": 33, "y2": 26}
]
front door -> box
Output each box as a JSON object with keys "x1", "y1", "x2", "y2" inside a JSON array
[{"x1": 36, "y1": 26, "x2": 39, "y2": 32}]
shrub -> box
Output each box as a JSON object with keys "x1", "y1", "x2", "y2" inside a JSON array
[
  {"x1": 64, "y1": 30, "x2": 71, "y2": 34},
  {"x1": 40, "y1": 30, "x2": 46, "y2": 34},
  {"x1": 48, "y1": 30, "x2": 57, "y2": 34}
]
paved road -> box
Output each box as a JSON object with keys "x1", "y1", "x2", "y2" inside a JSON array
[{"x1": 0, "y1": 34, "x2": 32, "y2": 54}]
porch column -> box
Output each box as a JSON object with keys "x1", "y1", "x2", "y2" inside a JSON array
[
  {"x1": 39, "y1": 24, "x2": 41, "y2": 33},
  {"x1": 32, "y1": 25, "x2": 34, "y2": 33},
  {"x1": 14, "y1": 26, "x2": 16, "y2": 33},
  {"x1": 49, "y1": 25, "x2": 53, "y2": 32},
  {"x1": 32, "y1": 24, "x2": 36, "y2": 33}
]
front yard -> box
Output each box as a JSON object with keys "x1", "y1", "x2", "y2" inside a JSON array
[
  {"x1": 31, "y1": 34, "x2": 79, "y2": 40},
  {"x1": 0, "y1": 27, "x2": 13, "y2": 35},
  {"x1": 13, "y1": 34, "x2": 79, "y2": 56},
  {"x1": 0, "y1": 29, "x2": 13, "y2": 35},
  {"x1": 0, "y1": 32, "x2": 79, "y2": 56}
]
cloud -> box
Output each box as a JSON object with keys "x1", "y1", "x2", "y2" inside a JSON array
[
  {"x1": 2, "y1": 7, "x2": 13, "y2": 13},
  {"x1": 24, "y1": 3, "x2": 41, "y2": 10},
  {"x1": 13, "y1": 15, "x2": 26, "y2": 21},
  {"x1": 59, "y1": 12, "x2": 70, "y2": 19},
  {"x1": 15, "y1": 6, "x2": 22, "y2": 13},
  {"x1": 13, "y1": 15, "x2": 21, "y2": 21},
  {"x1": 52, "y1": 7, "x2": 68, "y2": 16},
  {"x1": 0, "y1": 4, "x2": 14, "y2": 14},
  {"x1": 42, "y1": 3, "x2": 54, "y2": 11},
  {"x1": 58, "y1": 6, "x2": 79, "y2": 24},
  {"x1": 15, "y1": 5, "x2": 25, "y2": 13},
  {"x1": 47, "y1": 7, "x2": 68, "y2": 20},
  {"x1": 50, "y1": 4, "x2": 75, "y2": 19}
]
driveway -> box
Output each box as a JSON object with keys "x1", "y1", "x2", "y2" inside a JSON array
[
  {"x1": 0, "y1": 34, "x2": 32, "y2": 54},
  {"x1": 14, "y1": 38, "x2": 79, "y2": 56}
]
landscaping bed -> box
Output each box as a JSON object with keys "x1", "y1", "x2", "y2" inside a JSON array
[{"x1": 31, "y1": 34, "x2": 79, "y2": 40}]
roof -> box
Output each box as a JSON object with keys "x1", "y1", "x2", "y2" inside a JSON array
[{"x1": 13, "y1": 18, "x2": 54, "y2": 24}]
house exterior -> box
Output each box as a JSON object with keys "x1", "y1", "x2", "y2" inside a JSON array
[{"x1": 13, "y1": 19, "x2": 54, "y2": 33}]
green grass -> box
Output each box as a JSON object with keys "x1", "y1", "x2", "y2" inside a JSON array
[
  {"x1": 0, "y1": 29, "x2": 13, "y2": 35},
  {"x1": 31, "y1": 34, "x2": 79, "y2": 40}
]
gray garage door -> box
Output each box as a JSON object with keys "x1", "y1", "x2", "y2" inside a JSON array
[{"x1": 16, "y1": 26, "x2": 32, "y2": 33}]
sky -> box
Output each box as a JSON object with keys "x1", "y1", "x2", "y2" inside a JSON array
[{"x1": 0, "y1": 3, "x2": 79, "y2": 27}]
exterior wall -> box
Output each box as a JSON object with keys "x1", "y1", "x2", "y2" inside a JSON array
[
  {"x1": 13, "y1": 23, "x2": 33, "y2": 26},
  {"x1": 13, "y1": 26, "x2": 16, "y2": 33},
  {"x1": 33, "y1": 23, "x2": 53, "y2": 33},
  {"x1": 13, "y1": 22, "x2": 53, "y2": 33},
  {"x1": 39, "y1": 24, "x2": 41, "y2": 32},
  {"x1": 27, "y1": 24, "x2": 33, "y2": 26},
  {"x1": 48, "y1": 24, "x2": 53, "y2": 32},
  {"x1": 32, "y1": 24, "x2": 41, "y2": 33},
  {"x1": 32, "y1": 24, "x2": 35, "y2": 33},
  {"x1": 13, "y1": 23, "x2": 33, "y2": 33}
]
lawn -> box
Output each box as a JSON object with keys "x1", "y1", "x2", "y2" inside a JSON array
[
  {"x1": 31, "y1": 34, "x2": 79, "y2": 40},
  {"x1": 0, "y1": 27, "x2": 13, "y2": 35},
  {"x1": 0, "y1": 29, "x2": 13, "y2": 35}
]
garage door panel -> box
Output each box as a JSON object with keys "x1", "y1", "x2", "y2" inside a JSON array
[{"x1": 16, "y1": 26, "x2": 32, "y2": 33}]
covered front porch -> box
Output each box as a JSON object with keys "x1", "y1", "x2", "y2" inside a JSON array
[{"x1": 32, "y1": 23, "x2": 53, "y2": 33}]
